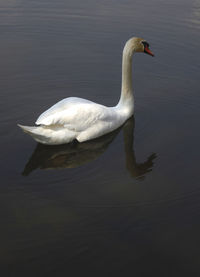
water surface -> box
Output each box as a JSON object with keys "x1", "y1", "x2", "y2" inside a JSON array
[{"x1": 1, "y1": 0, "x2": 200, "y2": 276}]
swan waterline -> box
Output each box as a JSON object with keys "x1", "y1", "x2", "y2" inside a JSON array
[
  {"x1": 18, "y1": 37, "x2": 154, "y2": 145},
  {"x1": 22, "y1": 116, "x2": 157, "y2": 177}
]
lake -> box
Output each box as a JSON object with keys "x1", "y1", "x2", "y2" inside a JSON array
[{"x1": 0, "y1": 0, "x2": 200, "y2": 276}]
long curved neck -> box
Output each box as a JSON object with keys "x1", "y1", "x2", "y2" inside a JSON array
[{"x1": 118, "y1": 45, "x2": 135, "y2": 106}]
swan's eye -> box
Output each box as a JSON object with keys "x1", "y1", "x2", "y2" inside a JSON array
[
  {"x1": 142, "y1": 41, "x2": 150, "y2": 48},
  {"x1": 142, "y1": 41, "x2": 154, "y2": 56}
]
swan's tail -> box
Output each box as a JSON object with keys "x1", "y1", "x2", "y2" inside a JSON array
[
  {"x1": 18, "y1": 124, "x2": 38, "y2": 134},
  {"x1": 17, "y1": 124, "x2": 49, "y2": 144},
  {"x1": 17, "y1": 124, "x2": 76, "y2": 145}
]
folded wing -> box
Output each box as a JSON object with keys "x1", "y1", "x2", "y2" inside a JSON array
[{"x1": 35, "y1": 97, "x2": 113, "y2": 133}]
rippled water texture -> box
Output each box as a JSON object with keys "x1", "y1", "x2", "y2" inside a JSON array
[{"x1": 0, "y1": 0, "x2": 200, "y2": 276}]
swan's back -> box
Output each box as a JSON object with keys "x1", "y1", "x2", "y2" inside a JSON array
[
  {"x1": 36, "y1": 97, "x2": 116, "y2": 131},
  {"x1": 36, "y1": 97, "x2": 96, "y2": 126}
]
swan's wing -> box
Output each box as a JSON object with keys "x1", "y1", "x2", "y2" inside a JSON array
[{"x1": 35, "y1": 97, "x2": 113, "y2": 132}]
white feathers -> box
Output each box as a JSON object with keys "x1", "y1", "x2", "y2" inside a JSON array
[{"x1": 19, "y1": 97, "x2": 128, "y2": 144}]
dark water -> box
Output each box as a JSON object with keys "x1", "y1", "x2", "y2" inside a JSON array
[{"x1": 1, "y1": 0, "x2": 200, "y2": 276}]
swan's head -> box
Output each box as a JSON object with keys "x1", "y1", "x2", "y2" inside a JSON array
[{"x1": 124, "y1": 37, "x2": 154, "y2": 57}]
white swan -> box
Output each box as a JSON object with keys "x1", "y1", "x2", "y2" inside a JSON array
[{"x1": 18, "y1": 37, "x2": 154, "y2": 145}]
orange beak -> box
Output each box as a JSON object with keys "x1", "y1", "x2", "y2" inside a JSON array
[{"x1": 144, "y1": 46, "x2": 154, "y2": 57}]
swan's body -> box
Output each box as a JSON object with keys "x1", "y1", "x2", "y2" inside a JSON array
[{"x1": 18, "y1": 37, "x2": 154, "y2": 145}]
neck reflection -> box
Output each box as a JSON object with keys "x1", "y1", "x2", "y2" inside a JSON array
[{"x1": 123, "y1": 117, "x2": 156, "y2": 180}]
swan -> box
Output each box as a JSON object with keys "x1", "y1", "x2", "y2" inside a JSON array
[{"x1": 18, "y1": 37, "x2": 154, "y2": 145}]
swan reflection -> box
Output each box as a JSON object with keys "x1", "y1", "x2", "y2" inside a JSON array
[{"x1": 22, "y1": 117, "x2": 156, "y2": 179}]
